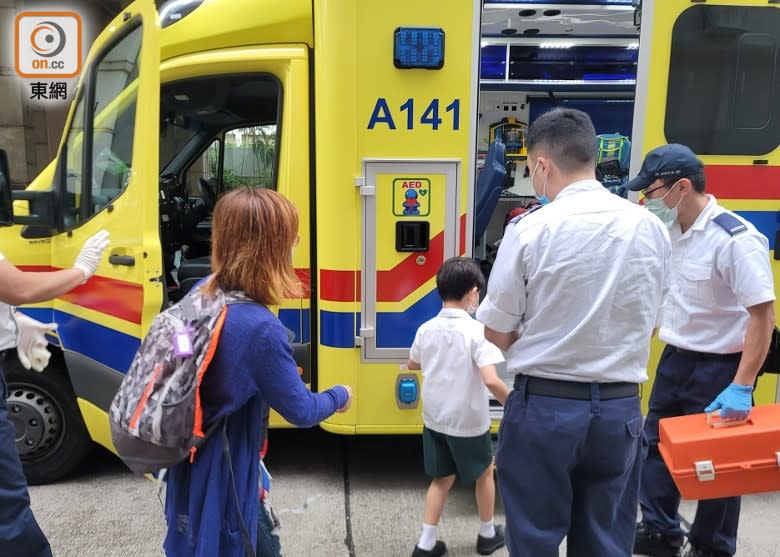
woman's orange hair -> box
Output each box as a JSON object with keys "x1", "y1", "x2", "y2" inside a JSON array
[{"x1": 204, "y1": 187, "x2": 302, "y2": 306}]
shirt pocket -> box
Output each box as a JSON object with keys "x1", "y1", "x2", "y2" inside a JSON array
[{"x1": 680, "y1": 260, "x2": 714, "y2": 306}]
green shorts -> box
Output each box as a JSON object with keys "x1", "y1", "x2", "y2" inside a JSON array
[{"x1": 422, "y1": 426, "x2": 493, "y2": 485}]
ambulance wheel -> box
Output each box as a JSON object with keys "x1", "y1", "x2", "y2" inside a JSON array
[{"x1": 4, "y1": 359, "x2": 92, "y2": 485}]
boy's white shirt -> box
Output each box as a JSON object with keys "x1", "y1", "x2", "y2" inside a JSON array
[{"x1": 410, "y1": 308, "x2": 505, "y2": 437}]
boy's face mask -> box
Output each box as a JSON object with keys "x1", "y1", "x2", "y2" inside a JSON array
[{"x1": 467, "y1": 288, "x2": 479, "y2": 315}]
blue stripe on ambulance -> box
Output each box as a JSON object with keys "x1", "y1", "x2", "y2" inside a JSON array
[
  {"x1": 278, "y1": 308, "x2": 311, "y2": 343},
  {"x1": 735, "y1": 211, "x2": 777, "y2": 250},
  {"x1": 53, "y1": 311, "x2": 140, "y2": 372},
  {"x1": 319, "y1": 289, "x2": 441, "y2": 349},
  {"x1": 375, "y1": 289, "x2": 441, "y2": 348}
]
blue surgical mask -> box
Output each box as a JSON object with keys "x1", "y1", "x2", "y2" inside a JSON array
[
  {"x1": 530, "y1": 162, "x2": 550, "y2": 205},
  {"x1": 644, "y1": 182, "x2": 681, "y2": 225}
]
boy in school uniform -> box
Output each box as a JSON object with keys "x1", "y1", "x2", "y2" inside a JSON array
[{"x1": 407, "y1": 257, "x2": 510, "y2": 557}]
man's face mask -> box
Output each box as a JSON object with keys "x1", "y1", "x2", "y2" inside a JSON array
[
  {"x1": 530, "y1": 161, "x2": 550, "y2": 205},
  {"x1": 644, "y1": 181, "x2": 682, "y2": 225}
]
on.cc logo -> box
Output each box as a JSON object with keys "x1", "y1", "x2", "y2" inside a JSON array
[{"x1": 15, "y1": 12, "x2": 82, "y2": 78}]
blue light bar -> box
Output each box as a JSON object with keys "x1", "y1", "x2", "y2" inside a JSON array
[{"x1": 394, "y1": 27, "x2": 445, "y2": 70}]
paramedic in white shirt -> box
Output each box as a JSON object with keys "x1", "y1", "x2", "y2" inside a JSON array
[
  {"x1": 476, "y1": 107, "x2": 671, "y2": 557},
  {"x1": 0, "y1": 230, "x2": 109, "y2": 557},
  {"x1": 627, "y1": 144, "x2": 775, "y2": 557}
]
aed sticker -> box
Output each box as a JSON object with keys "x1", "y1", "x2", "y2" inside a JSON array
[{"x1": 393, "y1": 178, "x2": 431, "y2": 217}]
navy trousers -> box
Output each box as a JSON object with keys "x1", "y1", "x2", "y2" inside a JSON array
[
  {"x1": 639, "y1": 345, "x2": 741, "y2": 556},
  {"x1": 0, "y1": 360, "x2": 52, "y2": 557},
  {"x1": 496, "y1": 376, "x2": 643, "y2": 557}
]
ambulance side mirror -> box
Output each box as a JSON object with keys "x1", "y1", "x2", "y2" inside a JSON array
[
  {"x1": 0, "y1": 150, "x2": 14, "y2": 227},
  {"x1": 0, "y1": 149, "x2": 59, "y2": 236}
]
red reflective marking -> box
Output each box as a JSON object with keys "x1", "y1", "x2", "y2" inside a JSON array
[
  {"x1": 320, "y1": 228, "x2": 448, "y2": 303},
  {"x1": 704, "y1": 165, "x2": 780, "y2": 200},
  {"x1": 18, "y1": 266, "x2": 143, "y2": 324},
  {"x1": 376, "y1": 229, "x2": 444, "y2": 303},
  {"x1": 295, "y1": 268, "x2": 311, "y2": 298},
  {"x1": 459, "y1": 213, "x2": 467, "y2": 255},
  {"x1": 320, "y1": 270, "x2": 360, "y2": 302}
]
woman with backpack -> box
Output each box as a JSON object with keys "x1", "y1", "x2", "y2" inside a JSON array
[{"x1": 163, "y1": 187, "x2": 352, "y2": 557}]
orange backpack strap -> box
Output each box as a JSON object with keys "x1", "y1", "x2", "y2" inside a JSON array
[{"x1": 192, "y1": 305, "x2": 229, "y2": 438}]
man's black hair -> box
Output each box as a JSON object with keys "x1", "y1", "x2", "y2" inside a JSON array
[
  {"x1": 526, "y1": 108, "x2": 597, "y2": 173},
  {"x1": 662, "y1": 171, "x2": 706, "y2": 193},
  {"x1": 436, "y1": 257, "x2": 485, "y2": 302}
]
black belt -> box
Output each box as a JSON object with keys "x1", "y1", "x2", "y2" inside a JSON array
[
  {"x1": 670, "y1": 345, "x2": 741, "y2": 361},
  {"x1": 513, "y1": 374, "x2": 638, "y2": 400}
]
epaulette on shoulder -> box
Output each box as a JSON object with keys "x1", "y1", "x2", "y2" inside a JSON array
[
  {"x1": 508, "y1": 203, "x2": 544, "y2": 225},
  {"x1": 712, "y1": 212, "x2": 748, "y2": 236}
]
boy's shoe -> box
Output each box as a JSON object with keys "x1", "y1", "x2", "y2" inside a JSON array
[
  {"x1": 476, "y1": 524, "x2": 505, "y2": 555},
  {"x1": 633, "y1": 522, "x2": 683, "y2": 557},
  {"x1": 412, "y1": 540, "x2": 447, "y2": 557}
]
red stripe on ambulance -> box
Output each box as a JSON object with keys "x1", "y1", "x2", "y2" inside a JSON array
[
  {"x1": 376, "y1": 229, "x2": 444, "y2": 303},
  {"x1": 704, "y1": 165, "x2": 780, "y2": 200},
  {"x1": 18, "y1": 266, "x2": 143, "y2": 324},
  {"x1": 320, "y1": 270, "x2": 361, "y2": 302}
]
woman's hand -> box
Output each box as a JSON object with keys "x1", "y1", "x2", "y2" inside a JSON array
[{"x1": 336, "y1": 385, "x2": 353, "y2": 413}]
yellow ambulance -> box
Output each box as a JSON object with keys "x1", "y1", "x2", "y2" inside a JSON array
[{"x1": 0, "y1": 0, "x2": 776, "y2": 483}]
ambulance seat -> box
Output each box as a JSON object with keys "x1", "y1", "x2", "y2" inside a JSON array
[
  {"x1": 475, "y1": 139, "x2": 507, "y2": 241},
  {"x1": 177, "y1": 256, "x2": 212, "y2": 296}
]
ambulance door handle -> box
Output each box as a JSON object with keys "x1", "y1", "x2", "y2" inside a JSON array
[{"x1": 109, "y1": 254, "x2": 135, "y2": 266}]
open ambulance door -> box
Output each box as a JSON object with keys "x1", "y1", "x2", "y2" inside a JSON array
[{"x1": 47, "y1": 0, "x2": 161, "y2": 454}]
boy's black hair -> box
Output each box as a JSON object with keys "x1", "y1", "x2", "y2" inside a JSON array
[
  {"x1": 436, "y1": 257, "x2": 485, "y2": 302},
  {"x1": 526, "y1": 107, "x2": 597, "y2": 173}
]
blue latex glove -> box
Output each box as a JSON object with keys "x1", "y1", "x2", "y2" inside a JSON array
[{"x1": 704, "y1": 383, "x2": 753, "y2": 420}]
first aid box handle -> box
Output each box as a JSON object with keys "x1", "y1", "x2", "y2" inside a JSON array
[{"x1": 706, "y1": 411, "x2": 750, "y2": 429}]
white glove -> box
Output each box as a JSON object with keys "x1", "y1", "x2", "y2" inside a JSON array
[
  {"x1": 73, "y1": 230, "x2": 110, "y2": 282},
  {"x1": 15, "y1": 313, "x2": 57, "y2": 372},
  {"x1": 28, "y1": 345, "x2": 53, "y2": 373}
]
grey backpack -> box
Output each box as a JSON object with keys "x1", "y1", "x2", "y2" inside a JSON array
[{"x1": 109, "y1": 281, "x2": 252, "y2": 474}]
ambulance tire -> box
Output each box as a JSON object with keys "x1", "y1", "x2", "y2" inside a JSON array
[{"x1": 4, "y1": 358, "x2": 92, "y2": 485}]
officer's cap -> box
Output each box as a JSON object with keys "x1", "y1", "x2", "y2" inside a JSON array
[{"x1": 626, "y1": 144, "x2": 704, "y2": 192}]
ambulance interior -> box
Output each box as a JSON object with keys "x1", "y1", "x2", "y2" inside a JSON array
[
  {"x1": 476, "y1": 3, "x2": 639, "y2": 412},
  {"x1": 157, "y1": 75, "x2": 281, "y2": 302},
  {"x1": 474, "y1": 3, "x2": 639, "y2": 274}
]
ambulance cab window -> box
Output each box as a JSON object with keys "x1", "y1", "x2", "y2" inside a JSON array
[
  {"x1": 62, "y1": 97, "x2": 85, "y2": 228},
  {"x1": 89, "y1": 25, "x2": 141, "y2": 213},
  {"x1": 665, "y1": 5, "x2": 779, "y2": 155},
  {"x1": 221, "y1": 125, "x2": 278, "y2": 191},
  {"x1": 62, "y1": 24, "x2": 141, "y2": 226}
]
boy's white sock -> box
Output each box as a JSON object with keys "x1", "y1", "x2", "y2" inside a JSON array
[
  {"x1": 417, "y1": 523, "x2": 437, "y2": 551},
  {"x1": 479, "y1": 518, "x2": 496, "y2": 538}
]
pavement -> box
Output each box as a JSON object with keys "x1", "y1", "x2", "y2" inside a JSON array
[{"x1": 28, "y1": 429, "x2": 780, "y2": 557}]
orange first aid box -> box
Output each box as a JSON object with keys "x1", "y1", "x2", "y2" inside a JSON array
[{"x1": 658, "y1": 404, "x2": 780, "y2": 500}]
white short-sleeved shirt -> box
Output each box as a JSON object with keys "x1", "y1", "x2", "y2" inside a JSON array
[
  {"x1": 659, "y1": 195, "x2": 776, "y2": 354},
  {"x1": 0, "y1": 250, "x2": 18, "y2": 351},
  {"x1": 477, "y1": 179, "x2": 671, "y2": 384},
  {"x1": 410, "y1": 308, "x2": 505, "y2": 437}
]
